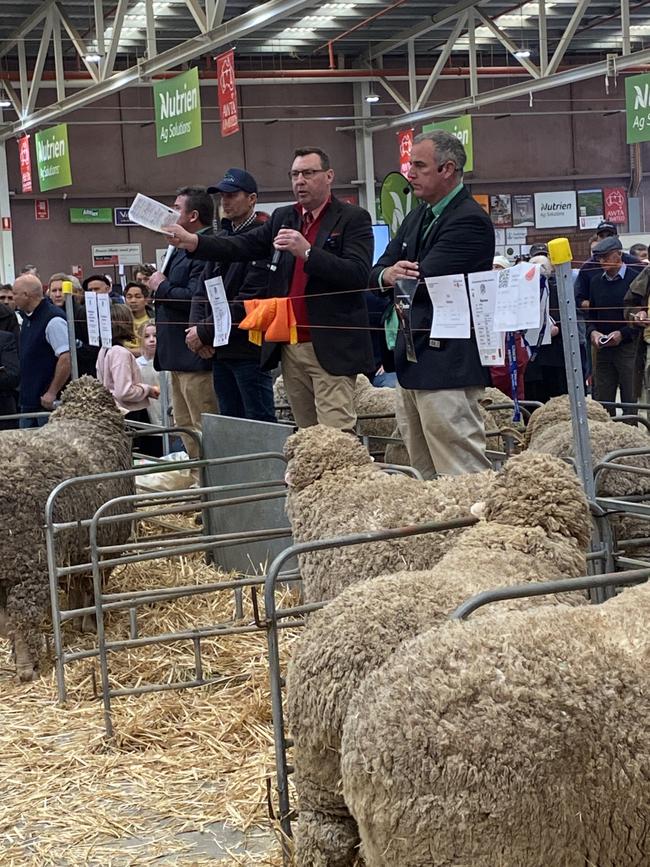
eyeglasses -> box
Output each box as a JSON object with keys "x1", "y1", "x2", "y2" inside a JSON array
[{"x1": 288, "y1": 169, "x2": 327, "y2": 180}]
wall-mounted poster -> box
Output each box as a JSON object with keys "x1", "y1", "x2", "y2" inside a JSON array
[
  {"x1": 473, "y1": 194, "x2": 489, "y2": 214},
  {"x1": 577, "y1": 189, "x2": 604, "y2": 230},
  {"x1": 512, "y1": 194, "x2": 535, "y2": 227},
  {"x1": 603, "y1": 187, "x2": 628, "y2": 225},
  {"x1": 534, "y1": 191, "x2": 577, "y2": 229},
  {"x1": 489, "y1": 194, "x2": 512, "y2": 227}
]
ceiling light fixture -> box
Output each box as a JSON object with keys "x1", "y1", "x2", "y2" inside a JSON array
[
  {"x1": 0, "y1": 98, "x2": 11, "y2": 108},
  {"x1": 84, "y1": 52, "x2": 102, "y2": 63},
  {"x1": 514, "y1": 47, "x2": 531, "y2": 59},
  {"x1": 365, "y1": 91, "x2": 380, "y2": 103}
]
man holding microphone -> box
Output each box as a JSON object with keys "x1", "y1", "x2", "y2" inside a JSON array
[{"x1": 164, "y1": 147, "x2": 374, "y2": 432}]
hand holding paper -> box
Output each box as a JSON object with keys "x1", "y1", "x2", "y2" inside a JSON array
[
  {"x1": 128, "y1": 193, "x2": 181, "y2": 233},
  {"x1": 162, "y1": 224, "x2": 198, "y2": 252}
]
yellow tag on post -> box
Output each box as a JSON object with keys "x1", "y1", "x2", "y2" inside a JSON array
[
  {"x1": 548, "y1": 238, "x2": 572, "y2": 266},
  {"x1": 62, "y1": 280, "x2": 73, "y2": 294}
]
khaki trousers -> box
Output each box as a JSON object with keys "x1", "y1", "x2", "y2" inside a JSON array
[
  {"x1": 281, "y1": 342, "x2": 356, "y2": 431},
  {"x1": 170, "y1": 371, "x2": 218, "y2": 460},
  {"x1": 395, "y1": 384, "x2": 491, "y2": 478}
]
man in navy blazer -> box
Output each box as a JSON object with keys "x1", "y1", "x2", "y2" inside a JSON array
[
  {"x1": 164, "y1": 147, "x2": 374, "y2": 431},
  {"x1": 370, "y1": 130, "x2": 495, "y2": 478}
]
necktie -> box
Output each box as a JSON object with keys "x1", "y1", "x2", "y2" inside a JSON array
[{"x1": 302, "y1": 211, "x2": 314, "y2": 235}]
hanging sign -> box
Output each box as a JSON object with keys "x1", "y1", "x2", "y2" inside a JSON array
[
  {"x1": 153, "y1": 67, "x2": 202, "y2": 157},
  {"x1": 18, "y1": 135, "x2": 32, "y2": 193},
  {"x1": 216, "y1": 49, "x2": 239, "y2": 137},
  {"x1": 35, "y1": 123, "x2": 72, "y2": 192},
  {"x1": 625, "y1": 72, "x2": 650, "y2": 144},
  {"x1": 603, "y1": 187, "x2": 628, "y2": 225},
  {"x1": 397, "y1": 129, "x2": 413, "y2": 177},
  {"x1": 423, "y1": 115, "x2": 473, "y2": 172}
]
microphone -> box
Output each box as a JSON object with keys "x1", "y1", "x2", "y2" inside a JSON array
[
  {"x1": 270, "y1": 223, "x2": 290, "y2": 272},
  {"x1": 403, "y1": 184, "x2": 413, "y2": 195}
]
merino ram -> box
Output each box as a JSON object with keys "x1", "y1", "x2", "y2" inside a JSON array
[
  {"x1": 284, "y1": 424, "x2": 495, "y2": 604},
  {"x1": 0, "y1": 377, "x2": 134, "y2": 681},
  {"x1": 287, "y1": 451, "x2": 591, "y2": 866},
  {"x1": 341, "y1": 581, "x2": 650, "y2": 867}
]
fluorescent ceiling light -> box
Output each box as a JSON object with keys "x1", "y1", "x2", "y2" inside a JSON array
[
  {"x1": 514, "y1": 48, "x2": 531, "y2": 58},
  {"x1": 365, "y1": 92, "x2": 380, "y2": 103},
  {"x1": 84, "y1": 52, "x2": 102, "y2": 62},
  {"x1": 0, "y1": 98, "x2": 11, "y2": 108}
]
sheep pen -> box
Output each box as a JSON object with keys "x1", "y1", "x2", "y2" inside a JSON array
[{"x1": 0, "y1": 541, "x2": 296, "y2": 866}]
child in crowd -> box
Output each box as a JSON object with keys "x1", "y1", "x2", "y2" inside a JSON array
[
  {"x1": 96, "y1": 305, "x2": 162, "y2": 456},
  {"x1": 123, "y1": 281, "x2": 153, "y2": 355},
  {"x1": 136, "y1": 319, "x2": 163, "y2": 427}
]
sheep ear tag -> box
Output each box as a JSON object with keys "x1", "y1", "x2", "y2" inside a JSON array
[{"x1": 394, "y1": 277, "x2": 419, "y2": 363}]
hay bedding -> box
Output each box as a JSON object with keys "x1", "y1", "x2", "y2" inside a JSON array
[{"x1": 0, "y1": 536, "x2": 299, "y2": 866}]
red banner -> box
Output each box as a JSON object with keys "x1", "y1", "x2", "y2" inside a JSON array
[
  {"x1": 18, "y1": 135, "x2": 32, "y2": 193},
  {"x1": 216, "y1": 49, "x2": 239, "y2": 137},
  {"x1": 603, "y1": 187, "x2": 628, "y2": 225},
  {"x1": 397, "y1": 129, "x2": 413, "y2": 177}
]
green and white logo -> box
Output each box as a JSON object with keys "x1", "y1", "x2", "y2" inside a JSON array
[
  {"x1": 423, "y1": 115, "x2": 473, "y2": 172},
  {"x1": 154, "y1": 68, "x2": 202, "y2": 157},
  {"x1": 380, "y1": 171, "x2": 416, "y2": 239},
  {"x1": 35, "y1": 123, "x2": 72, "y2": 192},
  {"x1": 626, "y1": 72, "x2": 650, "y2": 143}
]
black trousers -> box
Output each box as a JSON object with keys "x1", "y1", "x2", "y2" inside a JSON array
[{"x1": 593, "y1": 340, "x2": 638, "y2": 414}]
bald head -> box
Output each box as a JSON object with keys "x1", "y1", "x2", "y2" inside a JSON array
[{"x1": 13, "y1": 273, "x2": 45, "y2": 313}]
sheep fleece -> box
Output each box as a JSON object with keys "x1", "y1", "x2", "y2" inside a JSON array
[{"x1": 341, "y1": 584, "x2": 650, "y2": 867}]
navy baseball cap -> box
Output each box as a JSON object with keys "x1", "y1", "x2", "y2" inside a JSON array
[
  {"x1": 596, "y1": 220, "x2": 617, "y2": 235},
  {"x1": 529, "y1": 243, "x2": 549, "y2": 257},
  {"x1": 208, "y1": 168, "x2": 258, "y2": 194}
]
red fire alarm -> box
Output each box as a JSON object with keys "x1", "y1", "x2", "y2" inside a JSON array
[{"x1": 1, "y1": 217, "x2": 11, "y2": 230}]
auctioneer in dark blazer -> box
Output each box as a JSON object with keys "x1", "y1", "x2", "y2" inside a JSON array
[
  {"x1": 370, "y1": 187, "x2": 495, "y2": 390},
  {"x1": 190, "y1": 196, "x2": 375, "y2": 376}
]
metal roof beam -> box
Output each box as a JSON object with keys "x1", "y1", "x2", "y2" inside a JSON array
[
  {"x1": 546, "y1": 0, "x2": 591, "y2": 75},
  {"x1": 55, "y1": 3, "x2": 101, "y2": 83},
  {"x1": 25, "y1": 11, "x2": 53, "y2": 117},
  {"x1": 474, "y1": 9, "x2": 540, "y2": 78},
  {"x1": 101, "y1": 0, "x2": 130, "y2": 80},
  {"x1": 183, "y1": 0, "x2": 208, "y2": 32},
  {"x1": 415, "y1": 12, "x2": 467, "y2": 110},
  {"x1": 368, "y1": 0, "x2": 486, "y2": 59},
  {"x1": 0, "y1": 0, "x2": 55, "y2": 62},
  {"x1": 365, "y1": 43, "x2": 650, "y2": 132},
  {"x1": 0, "y1": 0, "x2": 317, "y2": 140}
]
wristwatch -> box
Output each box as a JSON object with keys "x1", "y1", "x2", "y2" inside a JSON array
[{"x1": 304, "y1": 246, "x2": 311, "y2": 261}]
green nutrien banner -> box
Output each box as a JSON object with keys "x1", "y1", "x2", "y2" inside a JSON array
[
  {"x1": 422, "y1": 115, "x2": 473, "y2": 172},
  {"x1": 69, "y1": 207, "x2": 113, "y2": 223},
  {"x1": 626, "y1": 72, "x2": 650, "y2": 144},
  {"x1": 35, "y1": 123, "x2": 72, "y2": 192},
  {"x1": 154, "y1": 68, "x2": 202, "y2": 157}
]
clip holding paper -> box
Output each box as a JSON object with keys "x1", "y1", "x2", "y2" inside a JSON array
[{"x1": 394, "y1": 277, "x2": 419, "y2": 363}]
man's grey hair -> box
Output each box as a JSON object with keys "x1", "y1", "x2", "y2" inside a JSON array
[{"x1": 413, "y1": 129, "x2": 466, "y2": 173}]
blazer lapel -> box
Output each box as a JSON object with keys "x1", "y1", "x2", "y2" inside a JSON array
[
  {"x1": 314, "y1": 199, "x2": 343, "y2": 249},
  {"x1": 418, "y1": 188, "x2": 468, "y2": 256}
]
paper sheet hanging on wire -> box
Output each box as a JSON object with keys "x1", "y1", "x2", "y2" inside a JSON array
[
  {"x1": 96, "y1": 292, "x2": 113, "y2": 348},
  {"x1": 526, "y1": 280, "x2": 552, "y2": 347},
  {"x1": 467, "y1": 271, "x2": 506, "y2": 366},
  {"x1": 492, "y1": 262, "x2": 541, "y2": 331},
  {"x1": 84, "y1": 291, "x2": 100, "y2": 347},
  {"x1": 204, "y1": 275, "x2": 231, "y2": 347},
  {"x1": 128, "y1": 193, "x2": 181, "y2": 232},
  {"x1": 424, "y1": 274, "x2": 471, "y2": 339}
]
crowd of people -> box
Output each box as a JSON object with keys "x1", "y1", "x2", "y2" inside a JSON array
[{"x1": 2, "y1": 133, "x2": 650, "y2": 477}]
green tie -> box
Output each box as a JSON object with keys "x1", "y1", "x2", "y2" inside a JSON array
[{"x1": 417, "y1": 207, "x2": 436, "y2": 255}]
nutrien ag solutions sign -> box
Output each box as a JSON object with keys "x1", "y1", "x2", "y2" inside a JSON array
[
  {"x1": 626, "y1": 72, "x2": 650, "y2": 143},
  {"x1": 533, "y1": 191, "x2": 577, "y2": 229},
  {"x1": 35, "y1": 123, "x2": 72, "y2": 192},
  {"x1": 154, "y1": 68, "x2": 202, "y2": 157}
]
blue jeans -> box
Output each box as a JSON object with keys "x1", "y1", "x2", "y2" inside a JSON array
[
  {"x1": 212, "y1": 358, "x2": 276, "y2": 422},
  {"x1": 19, "y1": 410, "x2": 49, "y2": 428}
]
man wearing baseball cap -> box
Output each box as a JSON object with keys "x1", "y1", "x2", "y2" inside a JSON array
[
  {"x1": 587, "y1": 235, "x2": 640, "y2": 412},
  {"x1": 575, "y1": 220, "x2": 641, "y2": 306},
  {"x1": 186, "y1": 168, "x2": 276, "y2": 422}
]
